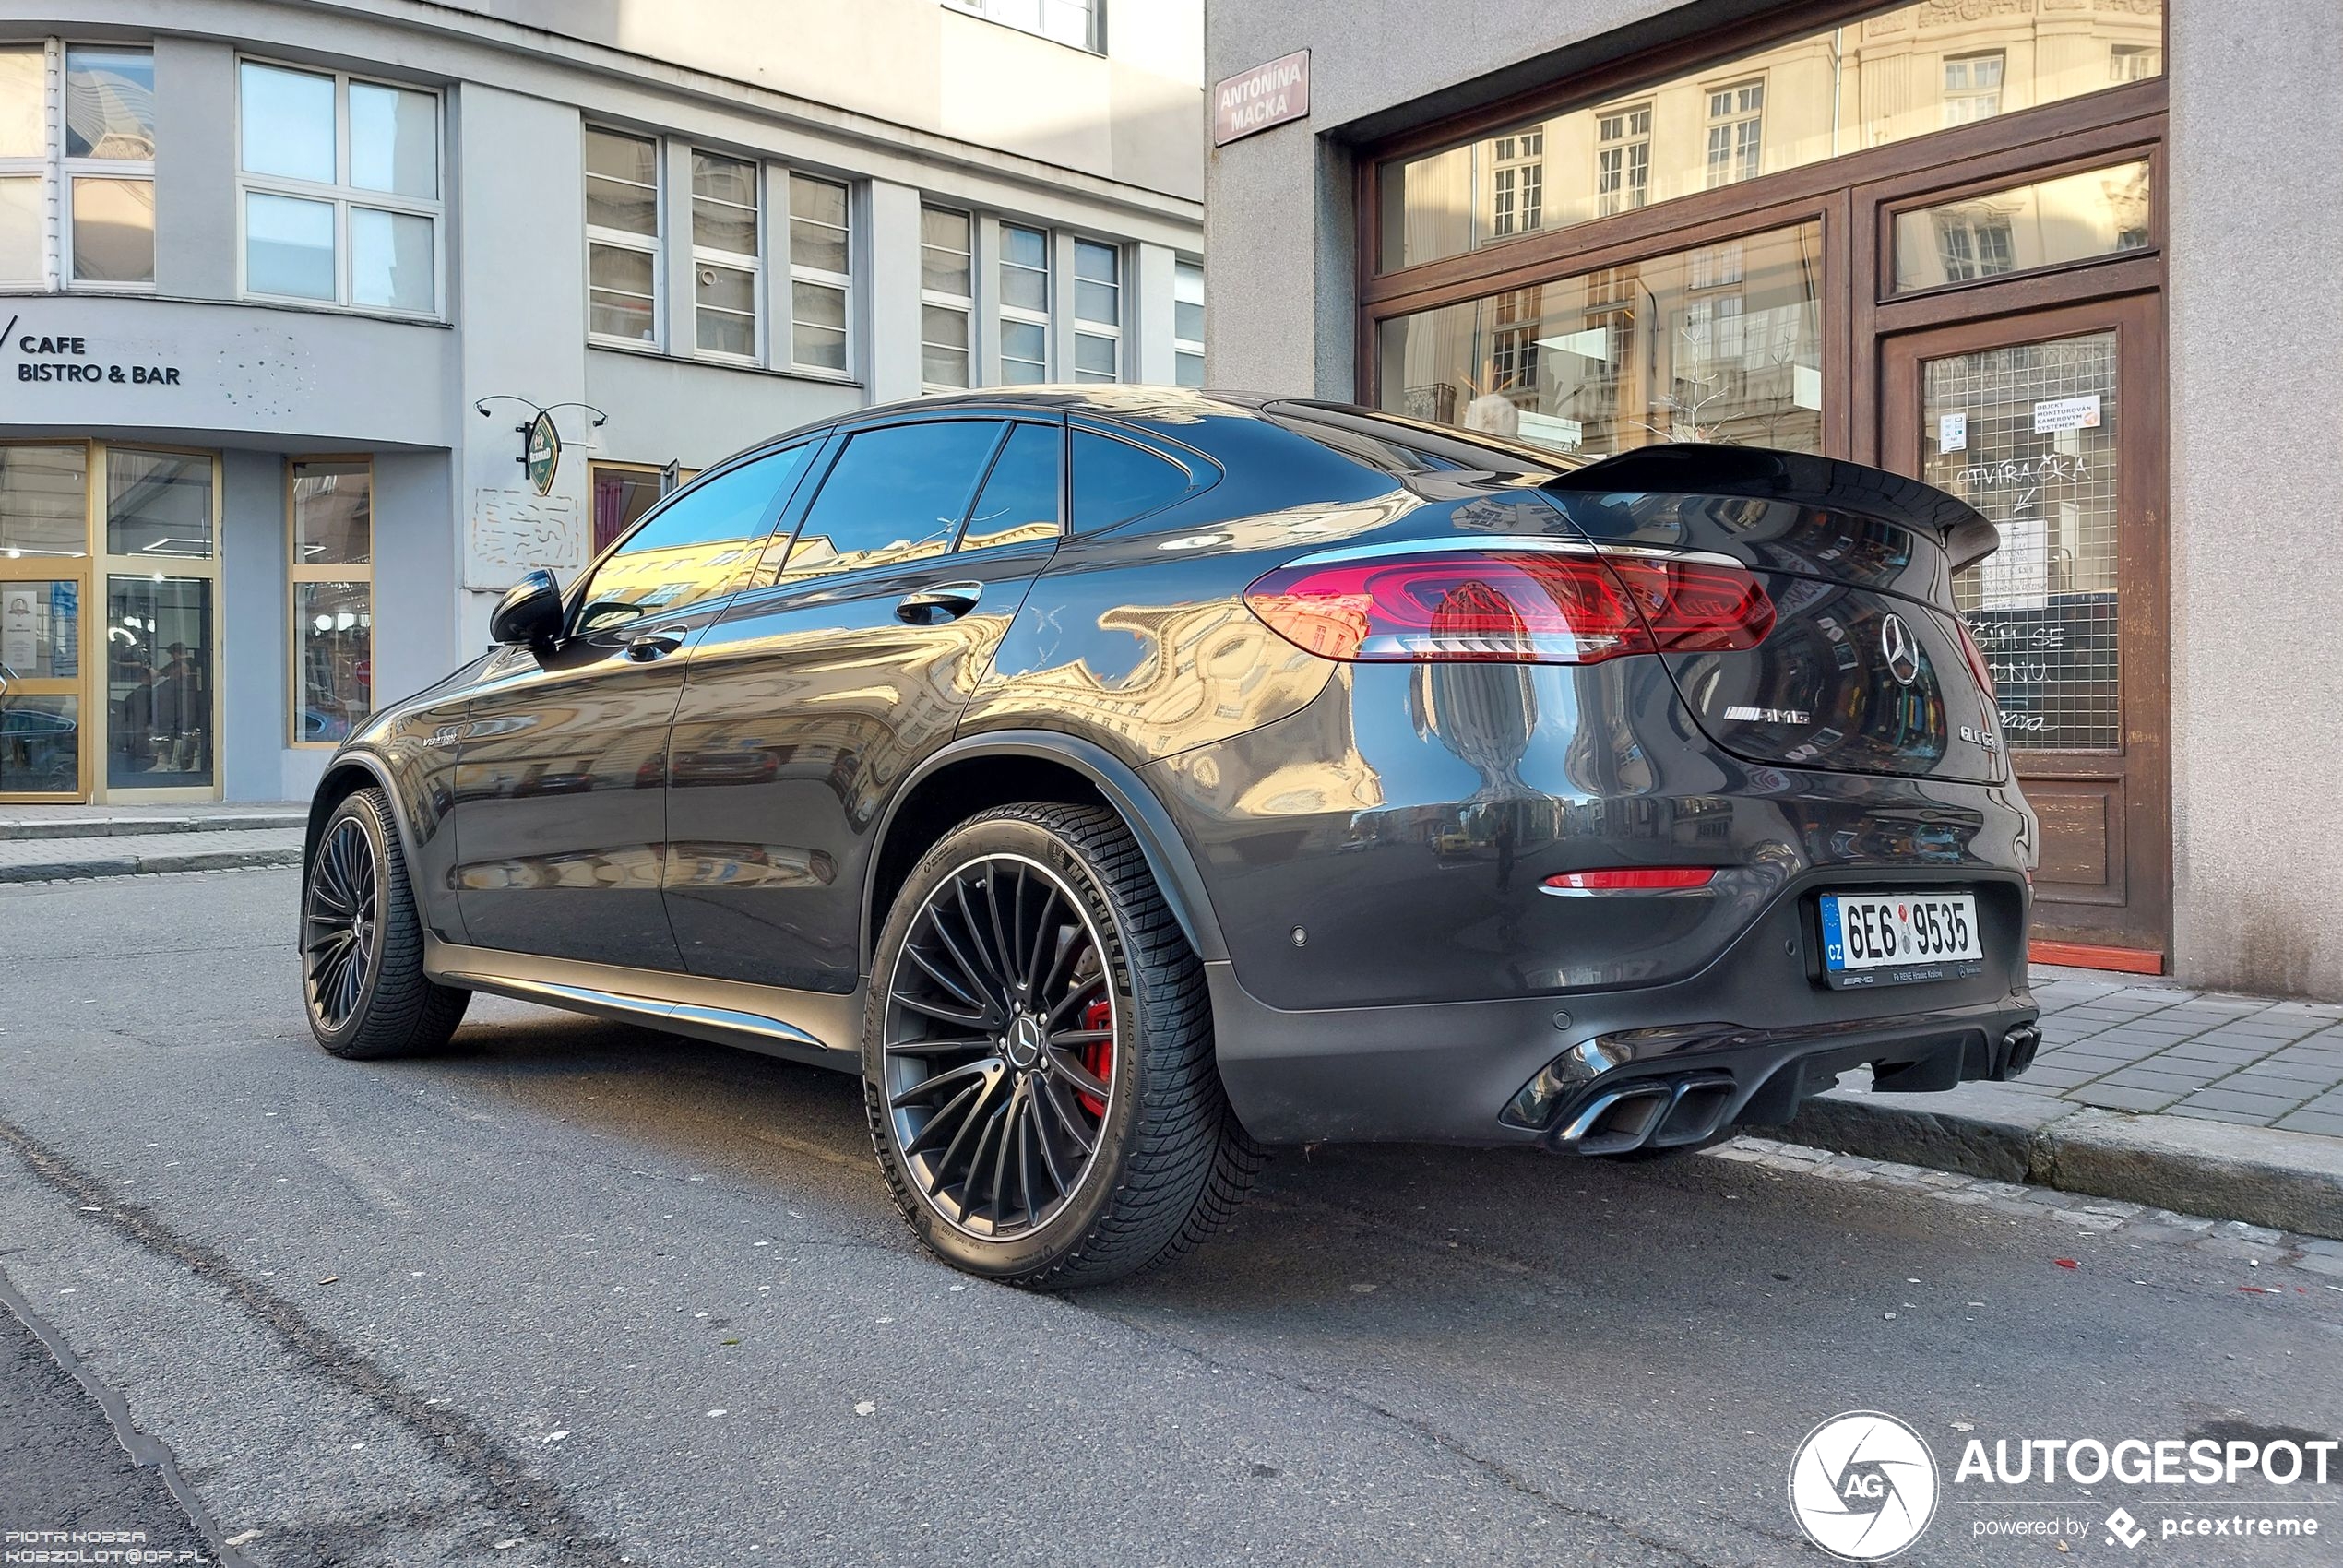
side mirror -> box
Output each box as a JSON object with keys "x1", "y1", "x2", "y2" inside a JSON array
[{"x1": 490, "y1": 569, "x2": 565, "y2": 651}]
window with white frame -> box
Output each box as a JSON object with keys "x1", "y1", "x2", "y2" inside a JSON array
[
  {"x1": 999, "y1": 222, "x2": 1049, "y2": 383},
  {"x1": 1071, "y1": 238, "x2": 1120, "y2": 383},
  {"x1": 691, "y1": 149, "x2": 759, "y2": 358},
  {"x1": 943, "y1": 0, "x2": 1104, "y2": 54},
  {"x1": 1942, "y1": 52, "x2": 2005, "y2": 127},
  {"x1": 1703, "y1": 80, "x2": 1764, "y2": 189},
  {"x1": 238, "y1": 59, "x2": 439, "y2": 314},
  {"x1": 1595, "y1": 103, "x2": 1651, "y2": 218},
  {"x1": 0, "y1": 41, "x2": 157, "y2": 290},
  {"x1": 585, "y1": 126, "x2": 660, "y2": 345},
  {"x1": 1173, "y1": 258, "x2": 1204, "y2": 387},
  {"x1": 1489, "y1": 130, "x2": 1543, "y2": 238},
  {"x1": 920, "y1": 206, "x2": 973, "y2": 391},
  {"x1": 787, "y1": 173, "x2": 850, "y2": 374}
]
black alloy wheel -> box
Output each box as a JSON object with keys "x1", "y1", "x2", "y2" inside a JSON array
[
  {"x1": 881, "y1": 850, "x2": 1117, "y2": 1240},
  {"x1": 301, "y1": 788, "x2": 470, "y2": 1060},
  {"x1": 865, "y1": 802, "x2": 1261, "y2": 1288},
  {"x1": 303, "y1": 814, "x2": 379, "y2": 1030}
]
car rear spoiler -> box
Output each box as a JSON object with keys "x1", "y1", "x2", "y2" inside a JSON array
[{"x1": 1540, "y1": 443, "x2": 2001, "y2": 573}]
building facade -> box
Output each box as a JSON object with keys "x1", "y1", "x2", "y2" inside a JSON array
[
  {"x1": 0, "y1": 0, "x2": 1204, "y2": 804},
  {"x1": 1205, "y1": 0, "x2": 2343, "y2": 998}
]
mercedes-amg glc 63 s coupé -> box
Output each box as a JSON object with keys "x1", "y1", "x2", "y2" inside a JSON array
[{"x1": 299, "y1": 389, "x2": 2040, "y2": 1286}]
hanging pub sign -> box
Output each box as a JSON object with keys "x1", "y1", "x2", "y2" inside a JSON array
[{"x1": 525, "y1": 409, "x2": 562, "y2": 495}]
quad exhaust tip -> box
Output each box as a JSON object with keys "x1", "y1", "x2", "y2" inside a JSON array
[{"x1": 1556, "y1": 1073, "x2": 1738, "y2": 1156}]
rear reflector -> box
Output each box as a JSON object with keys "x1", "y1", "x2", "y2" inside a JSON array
[
  {"x1": 1243, "y1": 545, "x2": 1772, "y2": 665},
  {"x1": 1541, "y1": 867, "x2": 1718, "y2": 894}
]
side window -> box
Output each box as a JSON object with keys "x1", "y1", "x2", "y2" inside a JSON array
[
  {"x1": 780, "y1": 421, "x2": 1002, "y2": 584},
  {"x1": 959, "y1": 422, "x2": 1062, "y2": 552},
  {"x1": 575, "y1": 445, "x2": 809, "y2": 635},
  {"x1": 1071, "y1": 428, "x2": 1191, "y2": 532}
]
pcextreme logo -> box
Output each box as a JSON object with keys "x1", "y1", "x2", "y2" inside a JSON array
[{"x1": 1790, "y1": 1411, "x2": 1941, "y2": 1560}]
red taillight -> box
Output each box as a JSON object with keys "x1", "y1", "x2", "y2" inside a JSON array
[
  {"x1": 1955, "y1": 615, "x2": 1997, "y2": 702},
  {"x1": 1243, "y1": 547, "x2": 1772, "y2": 665},
  {"x1": 1541, "y1": 867, "x2": 1718, "y2": 894}
]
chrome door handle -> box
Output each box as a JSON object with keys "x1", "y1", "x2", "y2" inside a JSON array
[
  {"x1": 895, "y1": 582, "x2": 982, "y2": 624},
  {"x1": 624, "y1": 624, "x2": 691, "y2": 661}
]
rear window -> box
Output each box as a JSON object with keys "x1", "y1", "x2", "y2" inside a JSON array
[
  {"x1": 1262, "y1": 400, "x2": 1588, "y2": 479},
  {"x1": 1071, "y1": 429, "x2": 1191, "y2": 531}
]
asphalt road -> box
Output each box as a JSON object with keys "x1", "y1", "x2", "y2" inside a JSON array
[{"x1": 2, "y1": 867, "x2": 2338, "y2": 1568}]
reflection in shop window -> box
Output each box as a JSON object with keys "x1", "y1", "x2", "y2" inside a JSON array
[
  {"x1": 1489, "y1": 132, "x2": 1543, "y2": 238},
  {"x1": 290, "y1": 459, "x2": 372, "y2": 745},
  {"x1": 1894, "y1": 160, "x2": 2152, "y2": 294},
  {"x1": 1594, "y1": 104, "x2": 1650, "y2": 218},
  {"x1": 1703, "y1": 81, "x2": 1764, "y2": 189},
  {"x1": 1378, "y1": 0, "x2": 2164, "y2": 272},
  {"x1": 1942, "y1": 53, "x2": 2005, "y2": 127},
  {"x1": 1378, "y1": 220, "x2": 1823, "y2": 459}
]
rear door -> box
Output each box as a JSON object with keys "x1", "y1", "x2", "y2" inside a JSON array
[
  {"x1": 448, "y1": 444, "x2": 813, "y2": 967},
  {"x1": 662, "y1": 415, "x2": 1062, "y2": 991}
]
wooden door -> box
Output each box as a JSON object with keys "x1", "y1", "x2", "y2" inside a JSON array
[{"x1": 1881, "y1": 295, "x2": 2168, "y2": 967}]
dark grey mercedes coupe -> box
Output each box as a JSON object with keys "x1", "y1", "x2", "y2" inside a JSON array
[{"x1": 298, "y1": 387, "x2": 2040, "y2": 1286}]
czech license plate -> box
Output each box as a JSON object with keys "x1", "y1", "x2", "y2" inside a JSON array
[{"x1": 1819, "y1": 892, "x2": 1984, "y2": 989}]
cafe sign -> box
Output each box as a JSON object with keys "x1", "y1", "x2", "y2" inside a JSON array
[
  {"x1": 1214, "y1": 50, "x2": 1309, "y2": 146},
  {"x1": 1, "y1": 312, "x2": 184, "y2": 386}
]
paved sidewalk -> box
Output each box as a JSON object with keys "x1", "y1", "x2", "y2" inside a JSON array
[
  {"x1": 1788, "y1": 968, "x2": 2343, "y2": 1241},
  {"x1": 0, "y1": 801, "x2": 303, "y2": 841},
  {"x1": 2017, "y1": 968, "x2": 2343, "y2": 1136},
  {"x1": 0, "y1": 827, "x2": 303, "y2": 882}
]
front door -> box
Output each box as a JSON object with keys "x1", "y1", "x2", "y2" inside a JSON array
[
  {"x1": 448, "y1": 442, "x2": 815, "y2": 968},
  {"x1": 1881, "y1": 295, "x2": 2168, "y2": 966}
]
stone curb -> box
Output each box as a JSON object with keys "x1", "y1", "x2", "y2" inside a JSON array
[
  {"x1": 1779, "y1": 1079, "x2": 2343, "y2": 1241},
  {"x1": 0, "y1": 846, "x2": 304, "y2": 883},
  {"x1": 0, "y1": 812, "x2": 305, "y2": 842}
]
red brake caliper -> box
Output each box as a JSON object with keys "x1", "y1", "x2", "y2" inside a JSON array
[{"x1": 1076, "y1": 996, "x2": 1113, "y2": 1119}]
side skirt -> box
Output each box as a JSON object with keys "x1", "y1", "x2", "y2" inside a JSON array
[{"x1": 423, "y1": 936, "x2": 864, "y2": 1072}]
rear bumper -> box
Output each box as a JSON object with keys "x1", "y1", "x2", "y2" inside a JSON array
[{"x1": 1206, "y1": 866, "x2": 2038, "y2": 1146}]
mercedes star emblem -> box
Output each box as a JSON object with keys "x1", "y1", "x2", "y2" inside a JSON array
[{"x1": 1880, "y1": 613, "x2": 1921, "y2": 686}]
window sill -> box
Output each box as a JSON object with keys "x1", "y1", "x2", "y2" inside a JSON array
[{"x1": 586, "y1": 340, "x2": 863, "y2": 390}]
